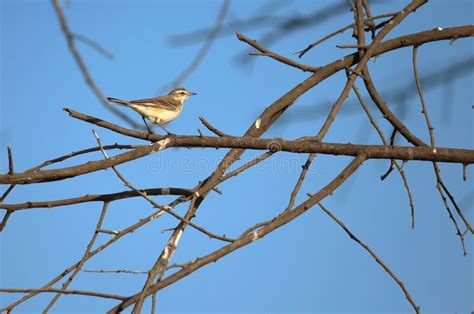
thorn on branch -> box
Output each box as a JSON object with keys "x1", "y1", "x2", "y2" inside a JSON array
[
  {"x1": 389, "y1": 128, "x2": 398, "y2": 146},
  {"x1": 161, "y1": 227, "x2": 176, "y2": 233},
  {"x1": 98, "y1": 229, "x2": 119, "y2": 235},
  {"x1": 212, "y1": 186, "x2": 223, "y2": 195}
]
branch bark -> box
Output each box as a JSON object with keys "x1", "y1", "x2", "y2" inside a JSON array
[{"x1": 1, "y1": 135, "x2": 472, "y2": 185}]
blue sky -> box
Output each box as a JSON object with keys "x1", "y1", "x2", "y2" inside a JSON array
[{"x1": 1, "y1": 0, "x2": 473, "y2": 313}]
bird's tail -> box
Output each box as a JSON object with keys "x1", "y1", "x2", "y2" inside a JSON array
[{"x1": 107, "y1": 97, "x2": 130, "y2": 107}]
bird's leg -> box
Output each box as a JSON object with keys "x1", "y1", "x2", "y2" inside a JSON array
[
  {"x1": 142, "y1": 116, "x2": 154, "y2": 134},
  {"x1": 157, "y1": 124, "x2": 174, "y2": 135}
]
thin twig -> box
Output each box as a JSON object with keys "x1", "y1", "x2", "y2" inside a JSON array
[
  {"x1": 352, "y1": 84, "x2": 415, "y2": 228},
  {"x1": 72, "y1": 33, "x2": 114, "y2": 59},
  {"x1": 1, "y1": 195, "x2": 192, "y2": 312},
  {"x1": 0, "y1": 210, "x2": 13, "y2": 233},
  {"x1": 0, "y1": 185, "x2": 15, "y2": 203},
  {"x1": 162, "y1": 0, "x2": 230, "y2": 90},
  {"x1": 380, "y1": 129, "x2": 399, "y2": 180},
  {"x1": 236, "y1": 32, "x2": 319, "y2": 72},
  {"x1": 29, "y1": 144, "x2": 138, "y2": 173},
  {"x1": 439, "y1": 180, "x2": 473, "y2": 234},
  {"x1": 0, "y1": 288, "x2": 126, "y2": 301},
  {"x1": 220, "y1": 151, "x2": 274, "y2": 181},
  {"x1": 92, "y1": 130, "x2": 234, "y2": 243},
  {"x1": 337, "y1": 44, "x2": 367, "y2": 49},
  {"x1": 151, "y1": 292, "x2": 157, "y2": 314},
  {"x1": 7, "y1": 146, "x2": 14, "y2": 174},
  {"x1": 43, "y1": 201, "x2": 111, "y2": 311},
  {"x1": 413, "y1": 45, "x2": 472, "y2": 249},
  {"x1": 285, "y1": 154, "x2": 315, "y2": 211},
  {"x1": 437, "y1": 184, "x2": 467, "y2": 255},
  {"x1": 165, "y1": 262, "x2": 193, "y2": 270},
  {"x1": 199, "y1": 116, "x2": 230, "y2": 137},
  {"x1": 317, "y1": 202, "x2": 419, "y2": 313},
  {"x1": 50, "y1": 0, "x2": 142, "y2": 129},
  {"x1": 83, "y1": 269, "x2": 148, "y2": 275},
  {"x1": 109, "y1": 155, "x2": 368, "y2": 312},
  {"x1": 294, "y1": 12, "x2": 396, "y2": 58},
  {"x1": 0, "y1": 184, "x2": 15, "y2": 232}
]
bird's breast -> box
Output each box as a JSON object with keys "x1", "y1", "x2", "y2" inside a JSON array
[
  {"x1": 129, "y1": 104, "x2": 182, "y2": 124},
  {"x1": 152, "y1": 107, "x2": 181, "y2": 124}
]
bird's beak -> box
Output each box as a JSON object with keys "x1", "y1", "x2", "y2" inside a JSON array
[{"x1": 189, "y1": 92, "x2": 197, "y2": 96}]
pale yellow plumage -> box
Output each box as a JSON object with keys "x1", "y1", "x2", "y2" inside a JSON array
[{"x1": 107, "y1": 87, "x2": 196, "y2": 134}]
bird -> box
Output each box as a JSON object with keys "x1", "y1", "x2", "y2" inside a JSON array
[{"x1": 107, "y1": 87, "x2": 197, "y2": 134}]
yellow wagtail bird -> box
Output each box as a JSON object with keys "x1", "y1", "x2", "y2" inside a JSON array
[{"x1": 107, "y1": 87, "x2": 197, "y2": 134}]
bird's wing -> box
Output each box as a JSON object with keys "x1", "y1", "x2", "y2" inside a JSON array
[{"x1": 130, "y1": 96, "x2": 179, "y2": 111}]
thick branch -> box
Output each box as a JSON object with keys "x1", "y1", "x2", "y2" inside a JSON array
[
  {"x1": 0, "y1": 288, "x2": 126, "y2": 301},
  {"x1": 1, "y1": 135, "x2": 472, "y2": 185},
  {"x1": 0, "y1": 187, "x2": 192, "y2": 211},
  {"x1": 128, "y1": 3, "x2": 431, "y2": 311},
  {"x1": 109, "y1": 154, "x2": 367, "y2": 312}
]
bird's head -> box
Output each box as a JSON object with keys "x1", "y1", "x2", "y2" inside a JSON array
[{"x1": 169, "y1": 87, "x2": 197, "y2": 103}]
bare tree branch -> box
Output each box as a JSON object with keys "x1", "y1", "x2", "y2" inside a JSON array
[
  {"x1": 50, "y1": 0, "x2": 142, "y2": 128},
  {"x1": 0, "y1": 187, "x2": 192, "y2": 211},
  {"x1": 110, "y1": 154, "x2": 368, "y2": 312},
  {"x1": 413, "y1": 45, "x2": 471, "y2": 253},
  {"x1": 294, "y1": 12, "x2": 396, "y2": 58},
  {"x1": 162, "y1": 0, "x2": 231, "y2": 90},
  {"x1": 1, "y1": 131, "x2": 472, "y2": 186},
  {"x1": 352, "y1": 84, "x2": 415, "y2": 228},
  {"x1": 43, "y1": 201, "x2": 111, "y2": 311},
  {"x1": 2, "y1": 2, "x2": 472, "y2": 312},
  {"x1": 317, "y1": 202, "x2": 419, "y2": 313},
  {"x1": 0, "y1": 288, "x2": 127, "y2": 301},
  {"x1": 236, "y1": 32, "x2": 319, "y2": 72}
]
